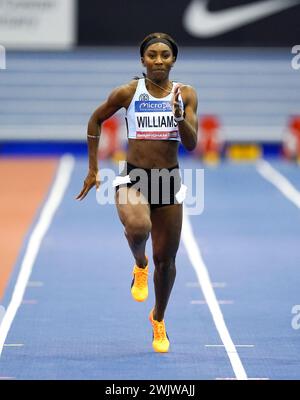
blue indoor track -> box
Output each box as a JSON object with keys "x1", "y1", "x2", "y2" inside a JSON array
[{"x1": 0, "y1": 157, "x2": 299, "y2": 380}]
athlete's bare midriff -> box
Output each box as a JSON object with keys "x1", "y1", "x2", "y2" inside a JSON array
[{"x1": 126, "y1": 139, "x2": 179, "y2": 169}]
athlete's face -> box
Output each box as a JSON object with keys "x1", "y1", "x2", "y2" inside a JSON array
[{"x1": 141, "y1": 43, "x2": 175, "y2": 80}]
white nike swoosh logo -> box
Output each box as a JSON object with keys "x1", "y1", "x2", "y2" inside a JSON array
[{"x1": 183, "y1": 0, "x2": 300, "y2": 37}]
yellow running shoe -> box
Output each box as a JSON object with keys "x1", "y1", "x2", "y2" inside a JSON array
[
  {"x1": 131, "y1": 257, "x2": 148, "y2": 302},
  {"x1": 149, "y1": 309, "x2": 170, "y2": 353}
]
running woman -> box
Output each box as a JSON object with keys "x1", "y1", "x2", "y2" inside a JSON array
[{"x1": 76, "y1": 32, "x2": 198, "y2": 353}]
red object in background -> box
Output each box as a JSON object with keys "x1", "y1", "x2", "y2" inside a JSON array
[
  {"x1": 98, "y1": 117, "x2": 120, "y2": 159},
  {"x1": 195, "y1": 115, "x2": 221, "y2": 156},
  {"x1": 289, "y1": 116, "x2": 300, "y2": 134},
  {"x1": 283, "y1": 116, "x2": 300, "y2": 159}
]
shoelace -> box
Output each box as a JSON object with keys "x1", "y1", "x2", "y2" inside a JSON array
[
  {"x1": 134, "y1": 268, "x2": 148, "y2": 289},
  {"x1": 153, "y1": 320, "x2": 167, "y2": 341}
]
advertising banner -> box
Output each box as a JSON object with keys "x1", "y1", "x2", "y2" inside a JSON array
[
  {"x1": 78, "y1": 0, "x2": 300, "y2": 47},
  {"x1": 0, "y1": 0, "x2": 76, "y2": 49}
]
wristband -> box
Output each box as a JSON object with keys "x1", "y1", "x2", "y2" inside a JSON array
[{"x1": 87, "y1": 134, "x2": 100, "y2": 139}]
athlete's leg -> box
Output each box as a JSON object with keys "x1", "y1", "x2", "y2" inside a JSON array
[
  {"x1": 115, "y1": 187, "x2": 151, "y2": 267},
  {"x1": 150, "y1": 203, "x2": 182, "y2": 321}
]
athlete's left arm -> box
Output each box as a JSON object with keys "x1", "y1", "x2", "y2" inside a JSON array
[{"x1": 174, "y1": 85, "x2": 198, "y2": 151}]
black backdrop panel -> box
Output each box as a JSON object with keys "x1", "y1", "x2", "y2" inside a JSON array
[{"x1": 78, "y1": 0, "x2": 300, "y2": 47}]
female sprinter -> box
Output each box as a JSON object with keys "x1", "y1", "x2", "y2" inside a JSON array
[{"x1": 76, "y1": 32, "x2": 198, "y2": 353}]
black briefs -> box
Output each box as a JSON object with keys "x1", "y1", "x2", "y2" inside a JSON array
[{"x1": 114, "y1": 162, "x2": 184, "y2": 209}]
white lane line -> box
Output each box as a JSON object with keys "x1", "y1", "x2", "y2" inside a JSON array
[
  {"x1": 27, "y1": 281, "x2": 44, "y2": 287},
  {"x1": 212, "y1": 282, "x2": 227, "y2": 288},
  {"x1": 256, "y1": 159, "x2": 300, "y2": 208},
  {"x1": 182, "y1": 205, "x2": 248, "y2": 380},
  {"x1": 186, "y1": 281, "x2": 227, "y2": 288},
  {"x1": 22, "y1": 300, "x2": 38, "y2": 305},
  {"x1": 216, "y1": 377, "x2": 269, "y2": 380},
  {"x1": 186, "y1": 281, "x2": 200, "y2": 287},
  {"x1": 206, "y1": 344, "x2": 254, "y2": 348},
  {"x1": 0, "y1": 377, "x2": 16, "y2": 380},
  {"x1": 0, "y1": 155, "x2": 74, "y2": 357},
  {"x1": 3, "y1": 344, "x2": 24, "y2": 347},
  {"x1": 191, "y1": 300, "x2": 234, "y2": 305}
]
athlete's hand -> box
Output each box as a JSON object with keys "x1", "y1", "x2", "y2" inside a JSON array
[
  {"x1": 171, "y1": 83, "x2": 184, "y2": 119},
  {"x1": 76, "y1": 170, "x2": 100, "y2": 201}
]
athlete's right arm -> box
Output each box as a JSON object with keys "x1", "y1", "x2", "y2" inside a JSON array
[{"x1": 76, "y1": 82, "x2": 135, "y2": 201}]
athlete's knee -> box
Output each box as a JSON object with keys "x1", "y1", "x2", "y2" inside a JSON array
[
  {"x1": 125, "y1": 216, "x2": 152, "y2": 243},
  {"x1": 153, "y1": 254, "x2": 176, "y2": 272}
]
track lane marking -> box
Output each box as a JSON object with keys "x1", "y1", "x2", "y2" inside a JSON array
[
  {"x1": 191, "y1": 300, "x2": 234, "y2": 305},
  {"x1": 0, "y1": 155, "x2": 74, "y2": 356},
  {"x1": 256, "y1": 160, "x2": 300, "y2": 208},
  {"x1": 206, "y1": 344, "x2": 254, "y2": 348},
  {"x1": 27, "y1": 281, "x2": 44, "y2": 287},
  {"x1": 186, "y1": 281, "x2": 227, "y2": 288},
  {"x1": 182, "y1": 205, "x2": 248, "y2": 380},
  {"x1": 0, "y1": 158, "x2": 58, "y2": 299}
]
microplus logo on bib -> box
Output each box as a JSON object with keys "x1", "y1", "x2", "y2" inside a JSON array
[{"x1": 135, "y1": 101, "x2": 172, "y2": 112}]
